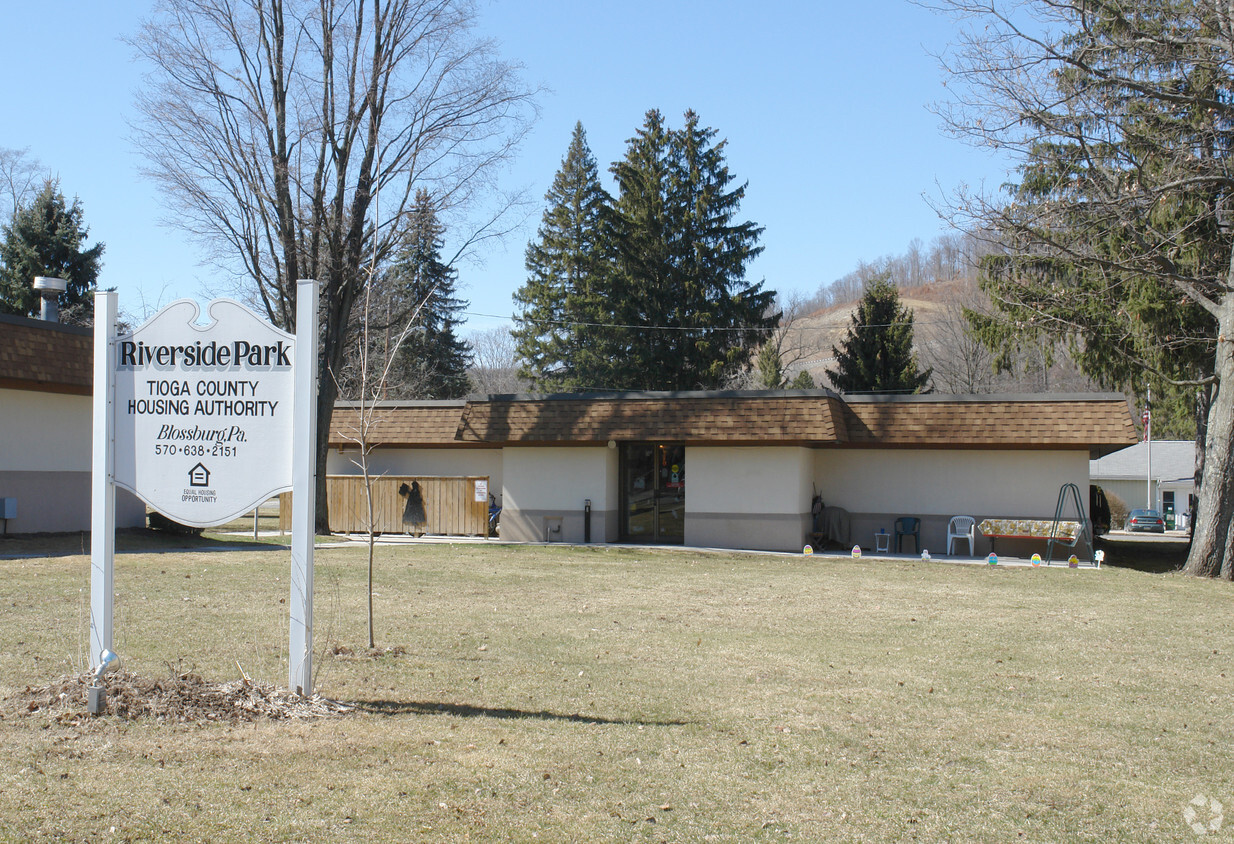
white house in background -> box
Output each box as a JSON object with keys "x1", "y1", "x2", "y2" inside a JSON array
[
  {"x1": 0, "y1": 313, "x2": 145, "y2": 533},
  {"x1": 1089, "y1": 440, "x2": 1196, "y2": 527},
  {"x1": 328, "y1": 390, "x2": 1138, "y2": 555}
]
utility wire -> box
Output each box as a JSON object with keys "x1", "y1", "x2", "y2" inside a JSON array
[{"x1": 467, "y1": 310, "x2": 954, "y2": 333}]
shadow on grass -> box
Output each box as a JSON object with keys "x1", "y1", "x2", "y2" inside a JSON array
[
  {"x1": 350, "y1": 698, "x2": 689, "y2": 727},
  {"x1": 0, "y1": 528, "x2": 289, "y2": 559},
  {"x1": 1096, "y1": 535, "x2": 1190, "y2": 574}
]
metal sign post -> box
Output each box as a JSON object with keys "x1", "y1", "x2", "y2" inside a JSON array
[
  {"x1": 90, "y1": 291, "x2": 118, "y2": 663},
  {"x1": 288, "y1": 279, "x2": 319, "y2": 695}
]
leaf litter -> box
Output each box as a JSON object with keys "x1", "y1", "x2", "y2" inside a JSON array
[{"x1": 6, "y1": 670, "x2": 352, "y2": 725}]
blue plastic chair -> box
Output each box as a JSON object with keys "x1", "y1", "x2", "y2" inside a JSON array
[{"x1": 894, "y1": 517, "x2": 921, "y2": 553}]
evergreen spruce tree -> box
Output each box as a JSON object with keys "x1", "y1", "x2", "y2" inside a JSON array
[
  {"x1": 512, "y1": 122, "x2": 614, "y2": 391},
  {"x1": 513, "y1": 110, "x2": 777, "y2": 392},
  {"x1": 384, "y1": 190, "x2": 471, "y2": 398},
  {"x1": 756, "y1": 342, "x2": 786, "y2": 388},
  {"x1": 755, "y1": 341, "x2": 816, "y2": 389},
  {"x1": 607, "y1": 110, "x2": 675, "y2": 389},
  {"x1": 668, "y1": 110, "x2": 777, "y2": 388},
  {"x1": 825, "y1": 274, "x2": 932, "y2": 394},
  {"x1": 790, "y1": 370, "x2": 816, "y2": 389},
  {"x1": 609, "y1": 109, "x2": 777, "y2": 390},
  {"x1": 0, "y1": 179, "x2": 103, "y2": 321}
]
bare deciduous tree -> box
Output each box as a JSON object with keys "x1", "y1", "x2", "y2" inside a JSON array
[
  {"x1": 0, "y1": 147, "x2": 47, "y2": 221},
  {"x1": 466, "y1": 325, "x2": 525, "y2": 395},
  {"x1": 933, "y1": 0, "x2": 1234, "y2": 577},
  {"x1": 132, "y1": 0, "x2": 537, "y2": 530},
  {"x1": 730, "y1": 293, "x2": 818, "y2": 389},
  {"x1": 335, "y1": 269, "x2": 437, "y2": 649},
  {"x1": 920, "y1": 282, "x2": 999, "y2": 393}
]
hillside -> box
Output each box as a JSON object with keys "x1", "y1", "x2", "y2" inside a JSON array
[{"x1": 780, "y1": 278, "x2": 1102, "y2": 395}]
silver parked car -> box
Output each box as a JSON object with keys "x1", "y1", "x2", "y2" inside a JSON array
[{"x1": 1124, "y1": 509, "x2": 1166, "y2": 533}]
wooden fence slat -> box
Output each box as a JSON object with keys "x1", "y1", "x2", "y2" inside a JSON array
[{"x1": 280, "y1": 476, "x2": 491, "y2": 536}]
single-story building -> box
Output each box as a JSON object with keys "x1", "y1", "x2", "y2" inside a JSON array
[
  {"x1": 0, "y1": 312, "x2": 145, "y2": 533},
  {"x1": 1090, "y1": 440, "x2": 1196, "y2": 527},
  {"x1": 327, "y1": 390, "x2": 1138, "y2": 555}
]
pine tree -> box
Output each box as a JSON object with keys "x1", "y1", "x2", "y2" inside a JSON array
[
  {"x1": 513, "y1": 111, "x2": 777, "y2": 392},
  {"x1": 790, "y1": 370, "x2": 816, "y2": 389},
  {"x1": 825, "y1": 274, "x2": 931, "y2": 394},
  {"x1": 756, "y1": 342, "x2": 786, "y2": 388},
  {"x1": 610, "y1": 109, "x2": 777, "y2": 390},
  {"x1": 603, "y1": 110, "x2": 673, "y2": 388},
  {"x1": 755, "y1": 341, "x2": 816, "y2": 389},
  {"x1": 383, "y1": 190, "x2": 471, "y2": 398},
  {"x1": 512, "y1": 122, "x2": 614, "y2": 391},
  {"x1": 0, "y1": 179, "x2": 103, "y2": 321},
  {"x1": 671, "y1": 110, "x2": 777, "y2": 387}
]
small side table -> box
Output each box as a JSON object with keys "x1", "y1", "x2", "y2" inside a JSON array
[{"x1": 874, "y1": 530, "x2": 890, "y2": 553}]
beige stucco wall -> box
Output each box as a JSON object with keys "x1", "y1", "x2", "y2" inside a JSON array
[
  {"x1": 814, "y1": 448, "x2": 1092, "y2": 555},
  {"x1": 500, "y1": 446, "x2": 617, "y2": 544},
  {"x1": 0, "y1": 388, "x2": 94, "y2": 470},
  {"x1": 815, "y1": 449, "x2": 1087, "y2": 515},
  {"x1": 685, "y1": 446, "x2": 813, "y2": 552},
  {"x1": 312, "y1": 438, "x2": 1101, "y2": 555},
  {"x1": 327, "y1": 446, "x2": 503, "y2": 492},
  {"x1": 0, "y1": 388, "x2": 144, "y2": 532}
]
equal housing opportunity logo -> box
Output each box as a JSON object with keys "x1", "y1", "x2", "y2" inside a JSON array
[{"x1": 1184, "y1": 794, "x2": 1224, "y2": 836}]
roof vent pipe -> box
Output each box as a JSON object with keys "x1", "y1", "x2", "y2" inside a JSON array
[{"x1": 32, "y1": 277, "x2": 68, "y2": 323}]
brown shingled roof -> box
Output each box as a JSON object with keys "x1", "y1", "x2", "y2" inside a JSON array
[
  {"x1": 325, "y1": 391, "x2": 1139, "y2": 454},
  {"x1": 0, "y1": 314, "x2": 92, "y2": 395},
  {"x1": 329, "y1": 402, "x2": 467, "y2": 447},
  {"x1": 839, "y1": 395, "x2": 1138, "y2": 454},
  {"x1": 455, "y1": 394, "x2": 845, "y2": 445}
]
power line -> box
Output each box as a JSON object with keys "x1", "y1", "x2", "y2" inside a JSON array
[{"x1": 465, "y1": 309, "x2": 956, "y2": 333}]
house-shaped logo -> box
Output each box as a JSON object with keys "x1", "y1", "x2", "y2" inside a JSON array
[{"x1": 188, "y1": 463, "x2": 211, "y2": 487}]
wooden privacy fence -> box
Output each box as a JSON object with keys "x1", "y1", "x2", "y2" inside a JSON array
[{"x1": 279, "y1": 475, "x2": 490, "y2": 536}]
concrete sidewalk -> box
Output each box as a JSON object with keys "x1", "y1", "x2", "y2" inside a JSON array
[{"x1": 245, "y1": 530, "x2": 1106, "y2": 569}]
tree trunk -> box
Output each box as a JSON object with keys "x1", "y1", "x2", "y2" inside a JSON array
[
  {"x1": 314, "y1": 356, "x2": 339, "y2": 535},
  {"x1": 1189, "y1": 383, "x2": 1212, "y2": 543},
  {"x1": 1185, "y1": 300, "x2": 1234, "y2": 578},
  {"x1": 313, "y1": 270, "x2": 357, "y2": 535}
]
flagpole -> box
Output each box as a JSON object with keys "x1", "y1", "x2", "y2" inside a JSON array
[{"x1": 1145, "y1": 387, "x2": 1152, "y2": 510}]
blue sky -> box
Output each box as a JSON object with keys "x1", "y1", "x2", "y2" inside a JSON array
[{"x1": 2, "y1": 1, "x2": 1010, "y2": 331}]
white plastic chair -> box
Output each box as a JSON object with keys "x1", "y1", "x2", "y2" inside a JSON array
[{"x1": 947, "y1": 516, "x2": 976, "y2": 556}]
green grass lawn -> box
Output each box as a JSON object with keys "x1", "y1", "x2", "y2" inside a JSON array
[{"x1": 1, "y1": 542, "x2": 1231, "y2": 841}]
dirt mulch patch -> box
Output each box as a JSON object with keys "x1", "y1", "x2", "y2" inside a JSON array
[
  {"x1": 329, "y1": 644, "x2": 406, "y2": 659},
  {"x1": 6, "y1": 671, "x2": 352, "y2": 725}
]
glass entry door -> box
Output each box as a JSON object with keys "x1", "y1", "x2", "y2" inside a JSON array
[{"x1": 621, "y1": 443, "x2": 685, "y2": 544}]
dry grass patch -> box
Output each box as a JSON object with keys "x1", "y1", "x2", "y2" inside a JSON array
[{"x1": 1, "y1": 543, "x2": 1231, "y2": 841}]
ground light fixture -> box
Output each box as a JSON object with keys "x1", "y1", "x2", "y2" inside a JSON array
[{"x1": 87, "y1": 649, "x2": 121, "y2": 715}]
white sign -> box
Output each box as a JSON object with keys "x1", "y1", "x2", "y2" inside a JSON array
[
  {"x1": 474, "y1": 479, "x2": 488, "y2": 503},
  {"x1": 92, "y1": 284, "x2": 319, "y2": 695},
  {"x1": 113, "y1": 299, "x2": 295, "y2": 527}
]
